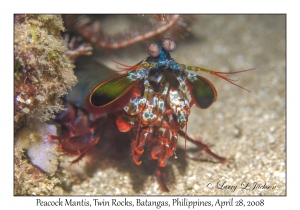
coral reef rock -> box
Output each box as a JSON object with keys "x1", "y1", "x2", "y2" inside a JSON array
[
  {"x1": 14, "y1": 15, "x2": 77, "y2": 130},
  {"x1": 14, "y1": 120, "x2": 63, "y2": 195}
]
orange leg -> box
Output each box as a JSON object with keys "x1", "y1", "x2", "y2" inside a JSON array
[
  {"x1": 70, "y1": 136, "x2": 100, "y2": 164},
  {"x1": 178, "y1": 130, "x2": 227, "y2": 163},
  {"x1": 156, "y1": 167, "x2": 169, "y2": 192},
  {"x1": 131, "y1": 128, "x2": 149, "y2": 165}
]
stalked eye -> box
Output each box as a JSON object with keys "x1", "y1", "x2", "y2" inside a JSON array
[
  {"x1": 162, "y1": 38, "x2": 176, "y2": 52},
  {"x1": 146, "y1": 42, "x2": 160, "y2": 57}
]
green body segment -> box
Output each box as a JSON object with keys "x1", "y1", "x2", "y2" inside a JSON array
[
  {"x1": 90, "y1": 74, "x2": 138, "y2": 107},
  {"x1": 186, "y1": 75, "x2": 217, "y2": 109}
]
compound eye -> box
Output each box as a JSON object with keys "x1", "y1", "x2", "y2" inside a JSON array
[
  {"x1": 162, "y1": 38, "x2": 176, "y2": 52},
  {"x1": 146, "y1": 42, "x2": 160, "y2": 57}
]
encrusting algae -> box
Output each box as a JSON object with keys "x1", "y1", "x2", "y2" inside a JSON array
[
  {"x1": 14, "y1": 15, "x2": 77, "y2": 130},
  {"x1": 14, "y1": 15, "x2": 93, "y2": 195}
]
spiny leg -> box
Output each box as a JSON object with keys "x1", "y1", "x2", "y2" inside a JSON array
[
  {"x1": 131, "y1": 127, "x2": 149, "y2": 165},
  {"x1": 48, "y1": 114, "x2": 107, "y2": 163},
  {"x1": 156, "y1": 167, "x2": 169, "y2": 192},
  {"x1": 134, "y1": 127, "x2": 149, "y2": 154},
  {"x1": 178, "y1": 130, "x2": 227, "y2": 163},
  {"x1": 70, "y1": 136, "x2": 100, "y2": 164},
  {"x1": 150, "y1": 126, "x2": 174, "y2": 167},
  {"x1": 169, "y1": 130, "x2": 178, "y2": 156}
]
